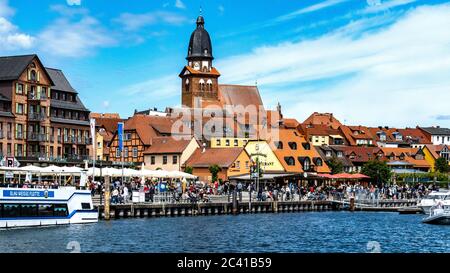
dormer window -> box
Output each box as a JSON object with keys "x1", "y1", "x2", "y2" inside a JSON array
[
  {"x1": 302, "y1": 143, "x2": 311, "y2": 150},
  {"x1": 284, "y1": 157, "x2": 295, "y2": 166},
  {"x1": 325, "y1": 151, "x2": 332, "y2": 157},
  {"x1": 274, "y1": 141, "x2": 283, "y2": 149},
  {"x1": 337, "y1": 151, "x2": 343, "y2": 157},
  {"x1": 204, "y1": 48, "x2": 208, "y2": 54},
  {"x1": 288, "y1": 142, "x2": 297, "y2": 150}
]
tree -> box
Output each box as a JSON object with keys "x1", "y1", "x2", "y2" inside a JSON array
[
  {"x1": 326, "y1": 156, "x2": 344, "y2": 174},
  {"x1": 435, "y1": 157, "x2": 450, "y2": 173},
  {"x1": 184, "y1": 165, "x2": 193, "y2": 174},
  {"x1": 208, "y1": 164, "x2": 222, "y2": 183},
  {"x1": 361, "y1": 160, "x2": 391, "y2": 186}
]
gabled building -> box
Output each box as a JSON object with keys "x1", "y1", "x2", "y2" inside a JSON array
[
  {"x1": 422, "y1": 144, "x2": 450, "y2": 172},
  {"x1": 418, "y1": 126, "x2": 450, "y2": 145},
  {"x1": 299, "y1": 123, "x2": 346, "y2": 146},
  {"x1": 90, "y1": 113, "x2": 123, "y2": 161},
  {"x1": 339, "y1": 125, "x2": 375, "y2": 146},
  {"x1": 270, "y1": 128, "x2": 330, "y2": 174},
  {"x1": 243, "y1": 140, "x2": 286, "y2": 173},
  {"x1": 185, "y1": 147, "x2": 251, "y2": 182},
  {"x1": 340, "y1": 146, "x2": 381, "y2": 172},
  {"x1": 368, "y1": 126, "x2": 431, "y2": 148},
  {"x1": 143, "y1": 136, "x2": 199, "y2": 171},
  {"x1": 0, "y1": 54, "x2": 91, "y2": 165},
  {"x1": 316, "y1": 145, "x2": 355, "y2": 173},
  {"x1": 303, "y1": 112, "x2": 342, "y2": 129}
]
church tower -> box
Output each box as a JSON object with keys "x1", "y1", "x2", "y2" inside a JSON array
[{"x1": 180, "y1": 15, "x2": 220, "y2": 108}]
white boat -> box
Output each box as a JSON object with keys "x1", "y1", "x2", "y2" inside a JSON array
[
  {"x1": 418, "y1": 190, "x2": 450, "y2": 214},
  {"x1": 0, "y1": 186, "x2": 98, "y2": 228},
  {"x1": 423, "y1": 204, "x2": 450, "y2": 225}
]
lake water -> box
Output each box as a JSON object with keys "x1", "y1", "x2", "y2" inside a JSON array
[{"x1": 1, "y1": 212, "x2": 450, "y2": 253}]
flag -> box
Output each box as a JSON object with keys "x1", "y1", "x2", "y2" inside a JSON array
[
  {"x1": 118, "y1": 122, "x2": 124, "y2": 152},
  {"x1": 90, "y1": 118, "x2": 96, "y2": 152}
]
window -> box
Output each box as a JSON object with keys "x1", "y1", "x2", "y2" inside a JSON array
[
  {"x1": 150, "y1": 156, "x2": 155, "y2": 164},
  {"x1": 337, "y1": 151, "x2": 343, "y2": 157},
  {"x1": 288, "y1": 142, "x2": 297, "y2": 150},
  {"x1": 116, "y1": 149, "x2": 121, "y2": 157},
  {"x1": 234, "y1": 139, "x2": 239, "y2": 146},
  {"x1": 41, "y1": 87, "x2": 47, "y2": 97},
  {"x1": 302, "y1": 143, "x2": 311, "y2": 150},
  {"x1": 30, "y1": 70, "x2": 37, "y2": 81},
  {"x1": 303, "y1": 157, "x2": 311, "y2": 171},
  {"x1": 81, "y1": 203, "x2": 91, "y2": 210},
  {"x1": 284, "y1": 157, "x2": 295, "y2": 166},
  {"x1": 3, "y1": 204, "x2": 20, "y2": 217},
  {"x1": 172, "y1": 155, "x2": 177, "y2": 165},
  {"x1": 315, "y1": 158, "x2": 323, "y2": 166},
  {"x1": 225, "y1": 139, "x2": 230, "y2": 146},
  {"x1": 163, "y1": 155, "x2": 167, "y2": 164},
  {"x1": 236, "y1": 161, "x2": 240, "y2": 169},
  {"x1": 16, "y1": 83, "x2": 23, "y2": 94},
  {"x1": 21, "y1": 204, "x2": 38, "y2": 217},
  {"x1": 38, "y1": 204, "x2": 54, "y2": 217},
  {"x1": 325, "y1": 151, "x2": 332, "y2": 157},
  {"x1": 274, "y1": 141, "x2": 283, "y2": 149},
  {"x1": 133, "y1": 147, "x2": 138, "y2": 158},
  {"x1": 124, "y1": 147, "x2": 129, "y2": 157},
  {"x1": 54, "y1": 204, "x2": 68, "y2": 217},
  {"x1": 245, "y1": 161, "x2": 249, "y2": 169},
  {"x1": 126, "y1": 133, "x2": 132, "y2": 140},
  {"x1": 15, "y1": 103, "x2": 24, "y2": 114},
  {"x1": 216, "y1": 139, "x2": 221, "y2": 146}
]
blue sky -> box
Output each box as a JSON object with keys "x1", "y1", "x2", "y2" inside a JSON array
[{"x1": 1, "y1": 0, "x2": 450, "y2": 127}]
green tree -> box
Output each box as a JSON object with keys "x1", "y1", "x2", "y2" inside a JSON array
[
  {"x1": 361, "y1": 160, "x2": 391, "y2": 186},
  {"x1": 208, "y1": 164, "x2": 222, "y2": 183},
  {"x1": 184, "y1": 165, "x2": 193, "y2": 174},
  {"x1": 326, "y1": 156, "x2": 344, "y2": 174},
  {"x1": 435, "y1": 157, "x2": 450, "y2": 173}
]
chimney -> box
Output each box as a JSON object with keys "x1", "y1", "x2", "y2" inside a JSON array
[{"x1": 330, "y1": 113, "x2": 333, "y2": 122}]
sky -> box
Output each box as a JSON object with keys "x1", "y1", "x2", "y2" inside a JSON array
[{"x1": 0, "y1": 0, "x2": 450, "y2": 128}]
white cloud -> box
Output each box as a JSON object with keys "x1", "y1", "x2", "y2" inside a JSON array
[
  {"x1": 122, "y1": 75, "x2": 179, "y2": 102},
  {"x1": 271, "y1": 0, "x2": 350, "y2": 25},
  {"x1": 362, "y1": 0, "x2": 418, "y2": 14},
  {"x1": 175, "y1": 0, "x2": 186, "y2": 9},
  {"x1": 38, "y1": 16, "x2": 115, "y2": 57},
  {"x1": 114, "y1": 11, "x2": 188, "y2": 31},
  {"x1": 103, "y1": 101, "x2": 110, "y2": 108},
  {"x1": 67, "y1": 0, "x2": 81, "y2": 6},
  {"x1": 0, "y1": 2, "x2": 34, "y2": 52},
  {"x1": 0, "y1": 0, "x2": 14, "y2": 17},
  {"x1": 215, "y1": 4, "x2": 450, "y2": 127}
]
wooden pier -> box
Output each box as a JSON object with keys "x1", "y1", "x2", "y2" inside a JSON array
[{"x1": 94, "y1": 199, "x2": 419, "y2": 219}]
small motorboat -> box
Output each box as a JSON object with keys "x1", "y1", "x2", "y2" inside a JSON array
[{"x1": 422, "y1": 203, "x2": 450, "y2": 225}]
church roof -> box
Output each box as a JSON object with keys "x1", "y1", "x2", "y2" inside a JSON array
[
  {"x1": 218, "y1": 84, "x2": 264, "y2": 110},
  {"x1": 187, "y1": 16, "x2": 213, "y2": 60}
]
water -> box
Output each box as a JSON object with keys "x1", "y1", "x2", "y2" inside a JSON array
[{"x1": 1, "y1": 212, "x2": 450, "y2": 253}]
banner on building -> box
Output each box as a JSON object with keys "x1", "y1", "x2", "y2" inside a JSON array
[
  {"x1": 90, "y1": 118, "x2": 96, "y2": 149},
  {"x1": 118, "y1": 122, "x2": 124, "y2": 152}
]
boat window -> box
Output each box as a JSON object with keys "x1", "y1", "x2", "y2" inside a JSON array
[
  {"x1": 54, "y1": 204, "x2": 68, "y2": 217},
  {"x1": 21, "y1": 204, "x2": 38, "y2": 217},
  {"x1": 38, "y1": 204, "x2": 54, "y2": 217},
  {"x1": 81, "y1": 203, "x2": 91, "y2": 210},
  {"x1": 2, "y1": 204, "x2": 20, "y2": 218}
]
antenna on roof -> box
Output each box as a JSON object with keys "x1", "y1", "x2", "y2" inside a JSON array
[{"x1": 255, "y1": 79, "x2": 258, "y2": 86}]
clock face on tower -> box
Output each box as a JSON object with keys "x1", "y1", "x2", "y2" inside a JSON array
[{"x1": 194, "y1": 62, "x2": 200, "y2": 70}]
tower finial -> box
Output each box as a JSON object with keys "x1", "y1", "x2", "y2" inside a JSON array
[{"x1": 199, "y1": 6, "x2": 202, "y2": 16}]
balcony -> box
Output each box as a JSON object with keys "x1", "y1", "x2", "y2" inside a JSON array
[
  {"x1": 28, "y1": 112, "x2": 46, "y2": 122},
  {"x1": 27, "y1": 132, "x2": 47, "y2": 142},
  {"x1": 64, "y1": 135, "x2": 77, "y2": 144},
  {"x1": 27, "y1": 93, "x2": 47, "y2": 101}
]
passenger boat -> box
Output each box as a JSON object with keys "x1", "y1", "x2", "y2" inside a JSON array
[
  {"x1": 423, "y1": 204, "x2": 450, "y2": 225},
  {"x1": 0, "y1": 186, "x2": 98, "y2": 228},
  {"x1": 418, "y1": 190, "x2": 450, "y2": 214}
]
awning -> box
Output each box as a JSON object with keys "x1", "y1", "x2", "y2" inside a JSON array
[
  {"x1": 330, "y1": 135, "x2": 343, "y2": 138},
  {"x1": 317, "y1": 173, "x2": 370, "y2": 179}
]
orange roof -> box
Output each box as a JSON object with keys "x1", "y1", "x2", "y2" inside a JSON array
[
  {"x1": 379, "y1": 147, "x2": 418, "y2": 157},
  {"x1": 339, "y1": 125, "x2": 375, "y2": 146},
  {"x1": 186, "y1": 147, "x2": 247, "y2": 168},
  {"x1": 424, "y1": 144, "x2": 447, "y2": 159},
  {"x1": 303, "y1": 112, "x2": 342, "y2": 129},
  {"x1": 180, "y1": 65, "x2": 221, "y2": 77},
  {"x1": 218, "y1": 85, "x2": 264, "y2": 110},
  {"x1": 143, "y1": 137, "x2": 195, "y2": 155},
  {"x1": 269, "y1": 128, "x2": 330, "y2": 173}
]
